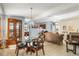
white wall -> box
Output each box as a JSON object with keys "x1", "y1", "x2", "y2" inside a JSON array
[
  {"x1": 0, "y1": 16, "x2": 2, "y2": 40},
  {"x1": 46, "y1": 21, "x2": 56, "y2": 32},
  {"x1": 22, "y1": 18, "x2": 29, "y2": 41},
  {"x1": 58, "y1": 16, "x2": 79, "y2": 34}
]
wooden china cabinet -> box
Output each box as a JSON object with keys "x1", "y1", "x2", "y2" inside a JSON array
[
  {"x1": 0, "y1": 18, "x2": 2, "y2": 47},
  {"x1": 0, "y1": 18, "x2": 1, "y2": 40},
  {"x1": 7, "y1": 18, "x2": 22, "y2": 46}
]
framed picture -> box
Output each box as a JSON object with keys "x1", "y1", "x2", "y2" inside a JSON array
[
  {"x1": 62, "y1": 25, "x2": 66, "y2": 30},
  {"x1": 40, "y1": 24, "x2": 46, "y2": 29}
]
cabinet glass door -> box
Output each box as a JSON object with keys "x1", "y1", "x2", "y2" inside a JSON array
[
  {"x1": 16, "y1": 21, "x2": 22, "y2": 41},
  {"x1": 9, "y1": 22, "x2": 15, "y2": 40},
  {"x1": 16, "y1": 22, "x2": 19, "y2": 37}
]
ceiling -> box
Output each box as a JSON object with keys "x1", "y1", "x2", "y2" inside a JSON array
[{"x1": 0, "y1": 3, "x2": 79, "y2": 21}]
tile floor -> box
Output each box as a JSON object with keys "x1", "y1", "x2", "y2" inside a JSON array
[{"x1": 0, "y1": 41, "x2": 79, "y2": 56}]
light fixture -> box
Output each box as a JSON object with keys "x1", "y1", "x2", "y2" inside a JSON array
[
  {"x1": 30, "y1": 7, "x2": 32, "y2": 20},
  {"x1": 29, "y1": 7, "x2": 34, "y2": 40},
  {"x1": 29, "y1": 7, "x2": 34, "y2": 25}
]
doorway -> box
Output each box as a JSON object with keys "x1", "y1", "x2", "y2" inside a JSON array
[{"x1": 7, "y1": 18, "x2": 22, "y2": 46}]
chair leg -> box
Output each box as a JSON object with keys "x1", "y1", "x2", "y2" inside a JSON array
[
  {"x1": 36, "y1": 51, "x2": 38, "y2": 56},
  {"x1": 26, "y1": 47, "x2": 29, "y2": 54},
  {"x1": 66, "y1": 42, "x2": 69, "y2": 52},
  {"x1": 36, "y1": 50, "x2": 38, "y2": 56},
  {"x1": 16, "y1": 48, "x2": 19, "y2": 56},
  {"x1": 42, "y1": 47, "x2": 45, "y2": 55},
  {"x1": 30, "y1": 48, "x2": 33, "y2": 55},
  {"x1": 73, "y1": 45, "x2": 76, "y2": 54},
  {"x1": 26, "y1": 49, "x2": 28, "y2": 54}
]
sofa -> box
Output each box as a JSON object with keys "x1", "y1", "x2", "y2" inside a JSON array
[{"x1": 44, "y1": 32, "x2": 64, "y2": 45}]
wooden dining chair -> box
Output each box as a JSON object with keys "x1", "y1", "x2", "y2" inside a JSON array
[
  {"x1": 30, "y1": 32, "x2": 45, "y2": 56},
  {"x1": 15, "y1": 41, "x2": 27, "y2": 56}
]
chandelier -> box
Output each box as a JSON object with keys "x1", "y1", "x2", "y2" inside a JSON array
[{"x1": 30, "y1": 7, "x2": 32, "y2": 20}]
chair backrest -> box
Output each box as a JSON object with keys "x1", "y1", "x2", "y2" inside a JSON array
[
  {"x1": 59, "y1": 34, "x2": 64, "y2": 41},
  {"x1": 32, "y1": 32, "x2": 45, "y2": 47},
  {"x1": 39, "y1": 32, "x2": 45, "y2": 42},
  {"x1": 16, "y1": 40, "x2": 28, "y2": 48}
]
